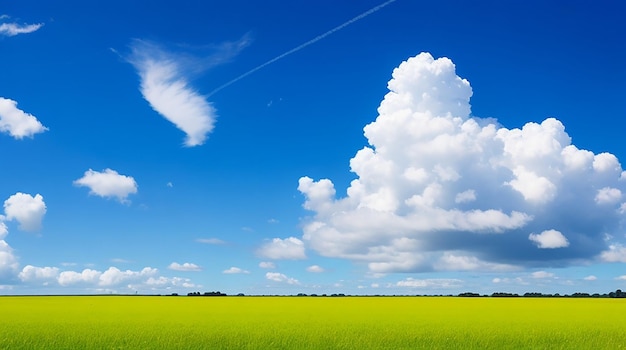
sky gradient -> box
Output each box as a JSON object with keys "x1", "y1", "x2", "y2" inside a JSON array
[{"x1": 1, "y1": 0, "x2": 625, "y2": 295}]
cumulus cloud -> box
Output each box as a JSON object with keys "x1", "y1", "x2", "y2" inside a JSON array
[
  {"x1": 19, "y1": 265, "x2": 59, "y2": 283},
  {"x1": 259, "y1": 261, "x2": 275, "y2": 269},
  {"x1": 298, "y1": 52, "x2": 626, "y2": 273},
  {"x1": 265, "y1": 272, "x2": 299, "y2": 285},
  {"x1": 583, "y1": 275, "x2": 597, "y2": 281},
  {"x1": 0, "y1": 97, "x2": 47, "y2": 139},
  {"x1": 600, "y1": 244, "x2": 626, "y2": 263},
  {"x1": 128, "y1": 40, "x2": 217, "y2": 147},
  {"x1": 4, "y1": 193, "x2": 46, "y2": 232},
  {"x1": 306, "y1": 265, "x2": 325, "y2": 273},
  {"x1": 0, "y1": 18, "x2": 43, "y2": 37},
  {"x1": 168, "y1": 262, "x2": 201, "y2": 272},
  {"x1": 0, "y1": 240, "x2": 19, "y2": 279},
  {"x1": 529, "y1": 230, "x2": 569, "y2": 249},
  {"x1": 223, "y1": 267, "x2": 250, "y2": 274},
  {"x1": 74, "y1": 169, "x2": 138, "y2": 203},
  {"x1": 257, "y1": 237, "x2": 306, "y2": 260},
  {"x1": 57, "y1": 266, "x2": 158, "y2": 287}
]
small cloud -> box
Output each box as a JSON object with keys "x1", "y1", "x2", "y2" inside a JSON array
[
  {"x1": 595, "y1": 187, "x2": 622, "y2": 204},
  {"x1": 0, "y1": 97, "x2": 48, "y2": 139},
  {"x1": 166, "y1": 182, "x2": 173, "y2": 188},
  {"x1": 111, "y1": 258, "x2": 132, "y2": 264},
  {"x1": 0, "y1": 21, "x2": 43, "y2": 37},
  {"x1": 615, "y1": 275, "x2": 626, "y2": 281},
  {"x1": 265, "y1": 272, "x2": 299, "y2": 285},
  {"x1": 223, "y1": 267, "x2": 250, "y2": 274},
  {"x1": 259, "y1": 261, "x2": 275, "y2": 269},
  {"x1": 3, "y1": 192, "x2": 47, "y2": 232},
  {"x1": 267, "y1": 218, "x2": 279, "y2": 224},
  {"x1": 196, "y1": 238, "x2": 225, "y2": 245},
  {"x1": 306, "y1": 265, "x2": 324, "y2": 273},
  {"x1": 257, "y1": 237, "x2": 306, "y2": 260},
  {"x1": 241, "y1": 226, "x2": 254, "y2": 232},
  {"x1": 73, "y1": 169, "x2": 138, "y2": 203},
  {"x1": 168, "y1": 262, "x2": 201, "y2": 272},
  {"x1": 396, "y1": 278, "x2": 463, "y2": 289},
  {"x1": 529, "y1": 229, "x2": 569, "y2": 249},
  {"x1": 600, "y1": 244, "x2": 626, "y2": 263},
  {"x1": 531, "y1": 271, "x2": 554, "y2": 279},
  {"x1": 583, "y1": 275, "x2": 597, "y2": 281}
]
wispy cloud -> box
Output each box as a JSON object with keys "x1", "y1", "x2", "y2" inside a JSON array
[
  {"x1": 74, "y1": 169, "x2": 138, "y2": 204},
  {"x1": 0, "y1": 16, "x2": 43, "y2": 37},
  {"x1": 0, "y1": 97, "x2": 48, "y2": 139},
  {"x1": 126, "y1": 36, "x2": 250, "y2": 147},
  {"x1": 223, "y1": 267, "x2": 250, "y2": 274},
  {"x1": 196, "y1": 238, "x2": 225, "y2": 245}
]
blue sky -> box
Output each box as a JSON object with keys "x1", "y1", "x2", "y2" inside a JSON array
[{"x1": 1, "y1": 0, "x2": 625, "y2": 295}]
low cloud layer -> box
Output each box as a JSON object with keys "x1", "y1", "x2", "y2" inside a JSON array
[
  {"x1": 0, "y1": 97, "x2": 48, "y2": 139},
  {"x1": 128, "y1": 40, "x2": 216, "y2": 147},
  {"x1": 298, "y1": 52, "x2": 626, "y2": 274},
  {"x1": 74, "y1": 169, "x2": 138, "y2": 203}
]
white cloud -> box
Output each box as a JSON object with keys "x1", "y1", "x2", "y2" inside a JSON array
[
  {"x1": 0, "y1": 98, "x2": 48, "y2": 139},
  {"x1": 583, "y1": 275, "x2": 597, "y2": 281},
  {"x1": 57, "y1": 269, "x2": 101, "y2": 286},
  {"x1": 396, "y1": 278, "x2": 463, "y2": 289},
  {"x1": 306, "y1": 265, "x2": 325, "y2": 273},
  {"x1": 259, "y1": 261, "x2": 275, "y2": 269},
  {"x1": 0, "y1": 221, "x2": 7, "y2": 240},
  {"x1": 0, "y1": 240, "x2": 19, "y2": 279},
  {"x1": 128, "y1": 40, "x2": 217, "y2": 147},
  {"x1": 19, "y1": 265, "x2": 59, "y2": 282},
  {"x1": 4, "y1": 193, "x2": 47, "y2": 232},
  {"x1": 0, "y1": 21, "x2": 43, "y2": 37},
  {"x1": 297, "y1": 52, "x2": 625, "y2": 273},
  {"x1": 529, "y1": 230, "x2": 569, "y2": 249},
  {"x1": 600, "y1": 244, "x2": 626, "y2": 263},
  {"x1": 595, "y1": 187, "x2": 622, "y2": 204},
  {"x1": 98, "y1": 267, "x2": 158, "y2": 287},
  {"x1": 223, "y1": 267, "x2": 250, "y2": 274},
  {"x1": 616, "y1": 275, "x2": 626, "y2": 281},
  {"x1": 74, "y1": 169, "x2": 138, "y2": 203},
  {"x1": 257, "y1": 237, "x2": 306, "y2": 260},
  {"x1": 168, "y1": 262, "x2": 201, "y2": 272},
  {"x1": 531, "y1": 271, "x2": 554, "y2": 279},
  {"x1": 265, "y1": 272, "x2": 299, "y2": 285}
]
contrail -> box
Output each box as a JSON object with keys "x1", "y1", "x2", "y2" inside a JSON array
[{"x1": 207, "y1": 0, "x2": 398, "y2": 97}]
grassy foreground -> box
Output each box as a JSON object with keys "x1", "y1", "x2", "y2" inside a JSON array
[{"x1": 1, "y1": 296, "x2": 625, "y2": 349}]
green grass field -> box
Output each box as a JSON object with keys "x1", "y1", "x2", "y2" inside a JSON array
[{"x1": 0, "y1": 296, "x2": 625, "y2": 349}]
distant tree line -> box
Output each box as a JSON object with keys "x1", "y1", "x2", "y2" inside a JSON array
[{"x1": 458, "y1": 289, "x2": 626, "y2": 298}]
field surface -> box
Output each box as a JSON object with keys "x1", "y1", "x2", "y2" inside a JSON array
[{"x1": 0, "y1": 296, "x2": 625, "y2": 349}]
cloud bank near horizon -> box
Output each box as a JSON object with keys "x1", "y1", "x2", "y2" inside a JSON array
[{"x1": 298, "y1": 52, "x2": 626, "y2": 274}]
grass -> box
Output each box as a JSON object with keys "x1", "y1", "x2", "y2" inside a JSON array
[{"x1": 0, "y1": 296, "x2": 625, "y2": 349}]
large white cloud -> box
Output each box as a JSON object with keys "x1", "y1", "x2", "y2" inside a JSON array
[
  {"x1": 3, "y1": 193, "x2": 47, "y2": 232},
  {"x1": 0, "y1": 97, "x2": 48, "y2": 139},
  {"x1": 257, "y1": 237, "x2": 306, "y2": 260},
  {"x1": 265, "y1": 272, "x2": 299, "y2": 285},
  {"x1": 298, "y1": 52, "x2": 626, "y2": 273},
  {"x1": 74, "y1": 169, "x2": 138, "y2": 203},
  {"x1": 128, "y1": 40, "x2": 216, "y2": 147}
]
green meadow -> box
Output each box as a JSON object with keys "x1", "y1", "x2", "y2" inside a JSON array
[{"x1": 1, "y1": 296, "x2": 625, "y2": 349}]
